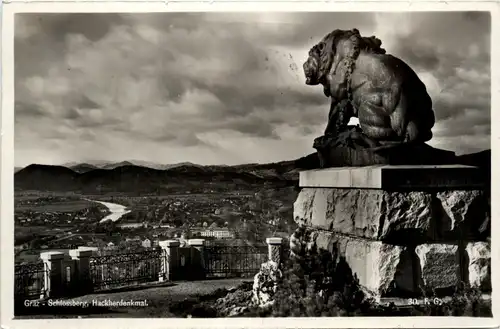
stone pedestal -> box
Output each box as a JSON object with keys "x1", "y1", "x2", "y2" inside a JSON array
[
  {"x1": 314, "y1": 142, "x2": 459, "y2": 168},
  {"x1": 415, "y1": 244, "x2": 460, "y2": 293},
  {"x1": 188, "y1": 239, "x2": 206, "y2": 280},
  {"x1": 159, "y1": 240, "x2": 180, "y2": 281},
  {"x1": 69, "y1": 249, "x2": 93, "y2": 295},
  {"x1": 299, "y1": 230, "x2": 418, "y2": 297},
  {"x1": 40, "y1": 251, "x2": 65, "y2": 298},
  {"x1": 293, "y1": 165, "x2": 490, "y2": 298},
  {"x1": 299, "y1": 165, "x2": 485, "y2": 190},
  {"x1": 465, "y1": 242, "x2": 491, "y2": 291}
]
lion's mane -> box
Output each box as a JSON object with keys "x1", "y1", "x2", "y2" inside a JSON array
[{"x1": 315, "y1": 29, "x2": 387, "y2": 75}]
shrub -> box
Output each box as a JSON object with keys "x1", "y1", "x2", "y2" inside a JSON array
[
  {"x1": 165, "y1": 297, "x2": 218, "y2": 318},
  {"x1": 268, "y1": 228, "x2": 376, "y2": 317}
]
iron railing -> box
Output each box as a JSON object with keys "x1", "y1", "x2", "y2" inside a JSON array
[
  {"x1": 15, "y1": 262, "x2": 47, "y2": 299},
  {"x1": 204, "y1": 245, "x2": 268, "y2": 278},
  {"x1": 14, "y1": 241, "x2": 281, "y2": 296},
  {"x1": 89, "y1": 248, "x2": 164, "y2": 291}
]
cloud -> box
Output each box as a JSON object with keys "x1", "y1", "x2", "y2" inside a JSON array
[
  {"x1": 14, "y1": 12, "x2": 490, "y2": 166},
  {"x1": 371, "y1": 12, "x2": 490, "y2": 154}
]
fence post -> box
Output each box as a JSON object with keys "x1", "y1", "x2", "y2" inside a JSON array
[
  {"x1": 69, "y1": 248, "x2": 93, "y2": 295},
  {"x1": 40, "y1": 251, "x2": 65, "y2": 298},
  {"x1": 159, "y1": 240, "x2": 180, "y2": 281},
  {"x1": 77, "y1": 247, "x2": 102, "y2": 286},
  {"x1": 77, "y1": 246, "x2": 99, "y2": 255},
  {"x1": 188, "y1": 239, "x2": 206, "y2": 280},
  {"x1": 266, "y1": 237, "x2": 283, "y2": 265}
]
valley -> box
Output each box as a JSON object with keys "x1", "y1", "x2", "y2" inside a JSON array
[
  {"x1": 14, "y1": 160, "x2": 302, "y2": 263},
  {"x1": 13, "y1": 149, "x2": 490, "y2": 263}
]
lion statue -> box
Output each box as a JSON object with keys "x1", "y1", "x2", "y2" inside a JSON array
[{"x1": 303, "y1": 28, "x2": 436, "y2": 147}]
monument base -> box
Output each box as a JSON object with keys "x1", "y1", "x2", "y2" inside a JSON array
[
  {"x1": 299, "y1": 230, "x2": 467, "y2": 297},
  {"x1": 292, "y1": 166, "x2": 491, "y2": 297},
  {"x1": 297, "y1": 230, "x2": 491, "y2": 297},
  {"x1": 299, "y1": 164, "x2": 486, "y2": 190}
]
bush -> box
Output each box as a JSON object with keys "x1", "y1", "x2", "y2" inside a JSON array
[{"x1": 269, "y1": 243, "x2": 375, "y2": 317}]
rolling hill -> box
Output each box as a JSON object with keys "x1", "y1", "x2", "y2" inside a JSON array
[
  {"x1": 456, "y1": 149, "x2": 491, "y2": 188},
  {"x1": 15, "y1": 161, "x2": 298, "y2": 193},
  {"x1": 456, "y1": 149, "x2": 491, "y2": 169},
  {"x1": 15, "y1": 164, "x2": 79, "y2": 191}
]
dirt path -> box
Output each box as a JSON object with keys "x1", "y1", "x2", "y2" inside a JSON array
[{"x1": 71, "y1": 278, "x2": 248, "y2": 303}]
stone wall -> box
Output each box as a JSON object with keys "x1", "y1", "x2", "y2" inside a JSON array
[{"x1": 292, "y1": 166, "x2": 491, "y2": 298}]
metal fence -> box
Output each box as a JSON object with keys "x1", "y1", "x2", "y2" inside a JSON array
[
  {"x1": 15, "y1": 262, "x2": 47, "y2": 299},
  {"x1": 204, "y1": 244, "x2": 268, "y2": 278},
  {"x1": 89, "y1": 248, "x2": 164, "y2": 291}
]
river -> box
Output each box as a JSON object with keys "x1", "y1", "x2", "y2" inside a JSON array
[{"x1": 86, "y1": 199, "x2": 132, "y2": 223}]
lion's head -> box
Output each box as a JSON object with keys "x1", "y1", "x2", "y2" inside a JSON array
[{"x1": 303, "y1": 28, "x2": 386, "y2": 87}]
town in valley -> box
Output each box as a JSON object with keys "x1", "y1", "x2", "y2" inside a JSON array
[{"x1": 14, "y1": 160, "x2": 299, "y2": 263}]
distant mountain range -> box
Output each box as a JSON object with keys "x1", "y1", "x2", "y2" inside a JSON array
[
  {"x1": 14, "y1": 149, "x2": 490, "y2": 193},
  {"x1": 62, "y1": 160, "x2": 202, "y2": 172}
]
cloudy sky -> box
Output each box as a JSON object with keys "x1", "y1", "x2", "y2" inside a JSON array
[{"x1": 14, "y1": 11, "x2": 490, "y2": 167}]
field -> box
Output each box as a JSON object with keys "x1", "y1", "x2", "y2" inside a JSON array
[{"x1": 14, "y1": 193, "x2": 112, "y2": 250}]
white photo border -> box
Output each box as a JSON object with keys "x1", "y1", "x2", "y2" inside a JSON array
[{"x1": 2, "y1": 1, "x2": 499, "y2": 328}]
